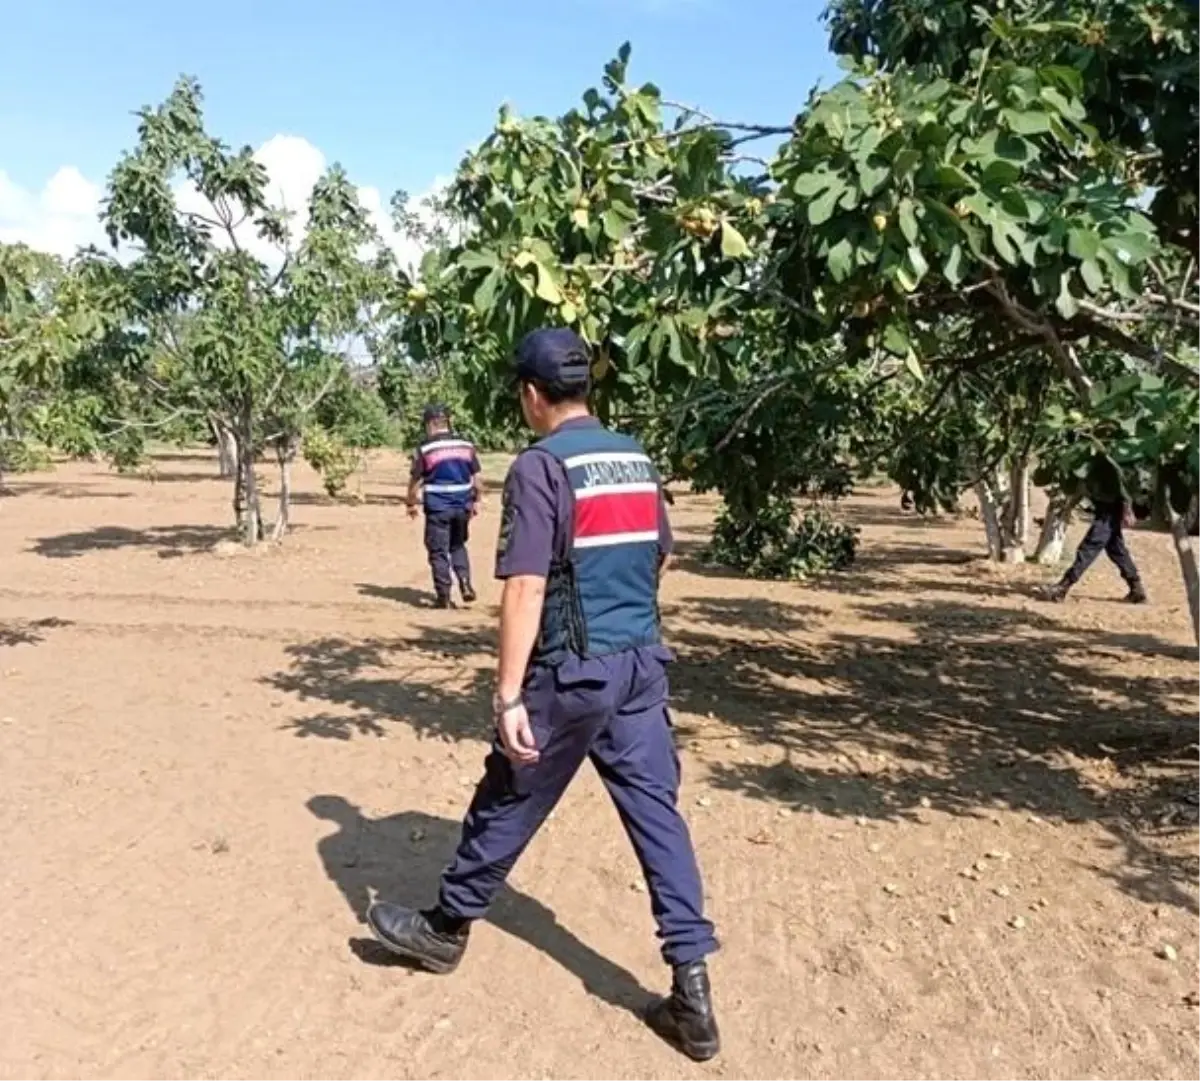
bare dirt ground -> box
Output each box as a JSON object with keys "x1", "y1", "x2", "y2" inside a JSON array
[{"x1": 1, "y1": 449, "x2": 1197, "y2": 1081}]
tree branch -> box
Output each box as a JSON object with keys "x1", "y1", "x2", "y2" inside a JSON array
[
  {"x1": 299, "y1": 366, "x2": 342, "y2": 416},
  {"x1": 213, "y1": 194, "x2": 245, "y2": 256},
  {"x1": 101, "y1": 406, "x2": 202, "y2": 433},
  {"x1": 723, "y1": 153, "x2": 773, "y2": 169},
  {"x1": 660, "y1": 101, "x2": 793, "y2": 137},
  {"x1": 713, "y1": 375, "x2": 790, "y2": 452},
  {"x1": 262, "y1": 369, "x2": 288, "y2": 412},
  {"x1": 1075, "y1": 296, "x2": 1199, "y2": 328},
  {"x1": 1084, "y1": 321, "x2": 1200, "y2": 386},
  {"x1": 1179, "y1": 257, "x2": 1196, "y2": 302},
  {"x1": 926, "y1": 333, "x2": 1044, "y2": 371},
  {"x1": 983, "y1": 279, "x2": 1094, "y2": 398},
  {"x1": 1145, "y1": 291, "x2": 1200, "y2": 317}
]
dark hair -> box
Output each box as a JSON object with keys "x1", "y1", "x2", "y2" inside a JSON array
[{"x1": 522, "y1": 375, "x2": 590, "y2": 404}]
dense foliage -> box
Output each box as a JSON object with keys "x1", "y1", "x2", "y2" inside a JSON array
[{"x1": 0, "y1": 1, "x2": 1195, "y2": 632}]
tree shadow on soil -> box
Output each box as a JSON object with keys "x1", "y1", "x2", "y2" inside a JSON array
[
  {"x1": 269, "y1": 590, "x2": 1198, "y2": 912},
  {"x1": 265, "y1": 626, "x2": 496, "y2": 741},
  {"x1": 31, "y1": 524, "x2": 234, "y2": 559},
  {"x1": 289, "y1": 492, "x2": 409, "y2": 507},
  {"x1": 307, "y1": 794, "x2": 654, "y2": 1014},
  {"x1": 837, "y1": 501, "x2": 980, "y2": 532},
  {"x1": 4, "y1": 481, "x2": 134, "y2": 500},
  {"x1": 132, "y1": 471, "x2": 227, "y2": 484},
  {"x1": 665, "y1": 596, "x2": 1199, "y2": 913},
  {"x1": 356, "y1": 583, "x2": 435, "y2": 608},
  {"x1": 661, "y1": 595, "x2": 827, "y2": 634},
  {"x1": 0, "y1": 616, "x2": 73, "y2": 648},
  {"x1": 668, "y1": 536, "x2": 1028, "y2": 605}
]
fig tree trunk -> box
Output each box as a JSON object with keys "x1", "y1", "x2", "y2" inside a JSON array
[
  {"x1": 213, "y1": 417, "x2": 238, "y2": 479},
  {"x1": 271, "y1": 436, "x2": 295, "y2": 542},
  {"x1": 975, "y1": 479, "x2": 1004, "y2": 561},
  {"x1": 977, "y1": 463, "x2": 1029, "y2": 563},
  {"x1": 234, "y1": 405, "x2": 262, "y2": 547},
  {"x1": 1033, "y1": 492, "x2": 1077, "y2": 564},
  {"x1": 1002, "y1": 459, "x2": 1031, "y2": 558},
  {"x1": 1168, "y1": 494, "x2": 1199, "y2": 644}
]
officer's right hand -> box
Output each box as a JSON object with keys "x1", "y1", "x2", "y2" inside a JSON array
[
  {"x1": 497, "y1": 702, "x2": 540, "y2": 765},
  {"x1": 406, "y1": 503, "x2": 419, "y2": 520}
]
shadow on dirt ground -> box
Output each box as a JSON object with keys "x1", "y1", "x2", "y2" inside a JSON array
[
  {"x1": 266, "y1": 628, "x2": 495, "y2": 741},
  {"x1": 3, "y1": 481, "x2": 135, "y2": 500},
  {"x1": 307, "y1": 794, "x2": 654, "y2": 1015},
  {"x1": 128, "y1": 471, "x2": 229, "y2": 484},
  {"x1": 668, "y1": 533, "x2": 997, "y2": 592},
  {"x1": 29, "y1": 522, "x2": 339, "y2": 559},
  {"x1": 30, "y1": 524, "x2": 235, "y2": 559},
  {"x1": 0, "y1": 616, "x2": 74, "y2": 648},
  {"x1": 269, "y1": 586, "x2": 1197, "y2": 913},
  {"x1": 356, "y1": 583, "x2": 436, "y2": 608},
  {"x1": 664, "y1": 595, "x2": 1199, "y2": 914}
]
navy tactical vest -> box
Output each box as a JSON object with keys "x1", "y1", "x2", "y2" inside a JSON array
[
  {"x1": 530, "y1": 420, "x2": 663, "y2": 665},
  {"x1": 417, "y1": 432, "x2": 477, "y2": 514}
]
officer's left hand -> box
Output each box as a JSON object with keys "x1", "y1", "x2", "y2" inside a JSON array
[
  {"x1": 496, "y1": 702, "x2": 540, "y2": 765},
  {"x1": 406, "y1": 504, "x2": 419, "y2": 520}
]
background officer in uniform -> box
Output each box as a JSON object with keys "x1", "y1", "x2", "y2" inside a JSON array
[
  {"x1": 1038, "y1": 450, "x2": 1146, "y2": 604},
  {"x1": 406, "y1": 403, "x2": 483, "y2": 608},
  {"x1": 369, "y1": 328, "x2": 721, "y2": 1063}
]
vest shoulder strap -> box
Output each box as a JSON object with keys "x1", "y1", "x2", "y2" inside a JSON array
[{"x1": 521, "y1": 443, "x2": 574, "y2": 566}]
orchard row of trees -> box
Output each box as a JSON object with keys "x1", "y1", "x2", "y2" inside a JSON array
[
  {"x1": 0, "y1": 127, "x2": 514, "y2": 538},
  {"x1": 395, "y1": 0, "x2": 1199, "y2": 629},
  {"x1": 1, "y1": 0, "x2": 1197, "y2": 633}
]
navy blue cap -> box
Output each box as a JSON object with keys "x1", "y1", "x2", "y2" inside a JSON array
[
  {"x1": 422, "y1": 402, "x2": 449, "y2": 424},
  {"x1": 513, "y1": 327, "x2": 592, "y2": 388}
]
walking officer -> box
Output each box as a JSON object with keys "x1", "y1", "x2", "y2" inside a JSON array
[
  {"x1": 368, "y1": 328, "x2": 721, "y2": 1062},
  {"x1": 1037, "y1": 450, "x2": 1147, "y2": 604},
  {"x1": 406, "y1": 403, "x2": 483, "y2": 608}
]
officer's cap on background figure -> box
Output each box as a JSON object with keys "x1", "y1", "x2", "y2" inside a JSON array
[
  {"x1": 513, "y1": 328, "x2": 592, "y2": 395},
  {"x1": 422, "y1": 402, "x2": 450, "y2": 425}
]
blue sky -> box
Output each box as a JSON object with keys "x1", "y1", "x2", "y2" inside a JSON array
[{"x1": 0, "y1": 0, "x2": 840, "y2": 258}]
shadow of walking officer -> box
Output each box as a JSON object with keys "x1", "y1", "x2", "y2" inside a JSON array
[{"x1": 307, "y1": 795, "x2": 653, "y2": 1016}]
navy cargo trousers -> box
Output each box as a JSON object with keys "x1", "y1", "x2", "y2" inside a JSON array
[
  {"x1": 438, "y1": 646, "x2": 718, "y2": 967},
  {"x1": 1061, "y1": 502, "x2": 1140, "y2": 587},
  {"x1": 424, "y1": 509, "x2": 472, "y2": 598}
]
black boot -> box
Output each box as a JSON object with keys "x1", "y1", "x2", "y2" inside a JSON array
[
  {"x1": 644, "y1": 960, "x2": 720, "y2": 1062},
  {"x1": 1124, "y1": 580, "x2": 1148, "y2": 604},
  {"x1": 433, "y1": 593, "x2": 454, "y2": 610},
  {"x1": 1036, "y1": 580, "x2": 1071, "y2": 603},
  {"x1": 460, "y1": 582, "x2": 477, "y2": 604},
  {"x1": 366, "y1": 902, "x2": 469, "y2": 974}
]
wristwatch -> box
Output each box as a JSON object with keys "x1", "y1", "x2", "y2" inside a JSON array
[{"x1": 493, "y1": 692, "x2": 523, "y2": 715}]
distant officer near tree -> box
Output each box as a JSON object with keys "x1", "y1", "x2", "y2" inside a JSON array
[
  {"x1": 369, "y1": 328, "x2": 721, "y2": 1062},
  {"x1": 1037, "y1": 451, "x2": 1147, "y2": 604},
  {"x1": 407, "y1": 403, "x2": 483, "y2": 608}
]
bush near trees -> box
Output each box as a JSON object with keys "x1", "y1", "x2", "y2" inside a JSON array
[{"x1": 0, "y1": 1, "x2": 1195, "y2": 634}]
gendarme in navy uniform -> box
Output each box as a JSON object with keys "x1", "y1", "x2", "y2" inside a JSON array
[
  {"x1": 406, "y1": 403, "x2": 482, "y2": 608},
  {"x1": 369, "y1": 328, "x2": 721, "y2": 1063},
  {"x1": 1038, "y1": 451, "x2": 1146, "y2": 604}
]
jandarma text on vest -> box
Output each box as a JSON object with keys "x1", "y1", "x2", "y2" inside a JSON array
[{"x1": 565, "y1": 452, "x2": 654, "y2": 489}]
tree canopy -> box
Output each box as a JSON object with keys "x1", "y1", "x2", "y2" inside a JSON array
[{"x1": 0, "y1": 2, "x2": 1195, "y2": 630}]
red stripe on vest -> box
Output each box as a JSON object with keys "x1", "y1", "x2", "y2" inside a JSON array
[
  {"x1": 423, "y1": 447, "x2": 474, "y2": 470},
  {"x1": 574, "y1": 490, "x2": 659, "y2": 539}
]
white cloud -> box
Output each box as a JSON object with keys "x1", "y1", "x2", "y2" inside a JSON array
[
  {"x1": 0, "y1": 137, "x2": 449, "y2": 274},
  {"x1": 0, "y1": 165, "x2": 107, "y2": 256}
]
